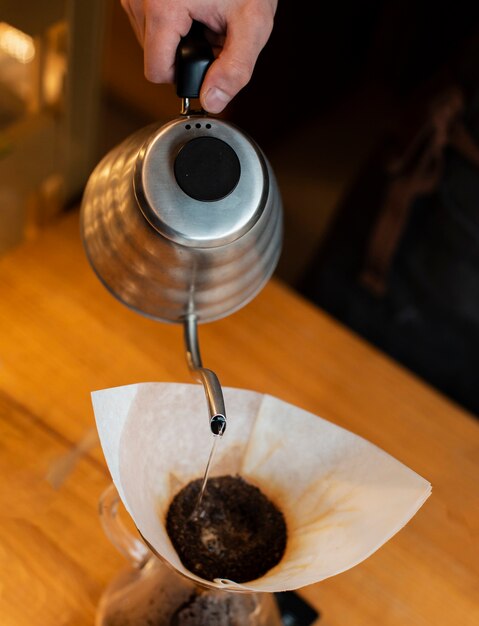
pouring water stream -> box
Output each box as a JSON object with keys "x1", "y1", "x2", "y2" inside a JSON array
[{"x1": 184, "y1": 315, "x2": 227, "y2": 519}]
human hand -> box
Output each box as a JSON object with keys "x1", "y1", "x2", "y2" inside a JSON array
[{"x1": 120, "y1": 0, "x2": 278, "y2": 114}]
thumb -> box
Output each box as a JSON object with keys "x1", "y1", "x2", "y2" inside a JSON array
[{"x1": 200, "y1": 15, "x2": 274, "y2": 113}]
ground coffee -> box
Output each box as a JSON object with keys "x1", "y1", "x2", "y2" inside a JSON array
[
  {"x1": 166, "y1": 475, "x2": 287, "y2": 583},
  {"x1": 170, "y1": 591, "x2": 258, "y2": 626}
]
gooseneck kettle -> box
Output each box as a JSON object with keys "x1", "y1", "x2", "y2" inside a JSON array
[{"x1": 80, "y1": 22, "x2": 283, "y2": 434}]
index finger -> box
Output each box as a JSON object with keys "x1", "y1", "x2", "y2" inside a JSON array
[{"x1": 143, "y1": 10, "x2": 192, "y2": 83}]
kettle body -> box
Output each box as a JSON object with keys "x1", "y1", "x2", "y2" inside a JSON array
[{"x1": 80, "y1": 114, "x2": 282, "y2": 323}]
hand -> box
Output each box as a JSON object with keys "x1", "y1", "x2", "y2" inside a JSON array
[{"x1": 120, "y1": 0, "x2": 278, "y2": 113}]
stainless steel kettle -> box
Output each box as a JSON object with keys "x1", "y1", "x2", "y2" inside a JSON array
[{"x1": 80, "y1": 22, "x2": 283, "y2": 433}]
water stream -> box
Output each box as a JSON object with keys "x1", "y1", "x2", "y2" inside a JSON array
[{"x1": 190, "y1": 425, "x2": 225, "y2": 520}]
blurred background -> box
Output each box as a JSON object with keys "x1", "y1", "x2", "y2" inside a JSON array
[{"x1": 1, "y1": 0, "x2": 479, "y2": 415}]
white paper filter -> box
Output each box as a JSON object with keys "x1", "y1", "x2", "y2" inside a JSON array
[{"x1": 92, "y1": 382, "x2": 431, "y2": 592}]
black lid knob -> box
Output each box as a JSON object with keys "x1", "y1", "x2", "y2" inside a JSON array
[{"x1": 174, "y1": 137, "x2": 241, "y2": 202}]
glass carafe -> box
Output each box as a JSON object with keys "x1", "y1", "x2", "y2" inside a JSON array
[{"x1": 96, "y1": 483, "x2": 283, "y2": 626}]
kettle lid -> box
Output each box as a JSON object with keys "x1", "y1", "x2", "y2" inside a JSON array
[{"x1": 134, "y1": 116, "x2": 269, "y2": 248}]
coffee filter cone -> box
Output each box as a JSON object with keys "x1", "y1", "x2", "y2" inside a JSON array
[{"x1": 92, "y1": 383, "x2": 431, "y2": 592}]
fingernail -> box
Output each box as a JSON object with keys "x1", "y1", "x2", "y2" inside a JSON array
[{"x1": 203, "y1": 87, "x2": 230, "y2": 114}]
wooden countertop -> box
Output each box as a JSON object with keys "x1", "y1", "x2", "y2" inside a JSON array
[{"x1": 0, "y1": 209, "x2": 477, "y2": 625}]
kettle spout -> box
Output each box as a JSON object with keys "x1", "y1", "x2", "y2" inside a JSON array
[{"x1": 183, "y1": 316, "x2": 226, "y2": 436}]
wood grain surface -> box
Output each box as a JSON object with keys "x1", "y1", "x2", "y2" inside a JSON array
[{"x1": 0, "y1": 209, "x2": 477, "y2": 625}]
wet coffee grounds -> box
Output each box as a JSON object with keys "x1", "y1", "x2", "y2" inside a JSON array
[{"x1": 166, "y1": 475, "x2": 287, "y2": 583}]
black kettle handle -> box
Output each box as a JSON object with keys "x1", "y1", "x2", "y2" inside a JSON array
[{"x1": 175, "y1": 21, "x2": 214, "y2": 99}]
